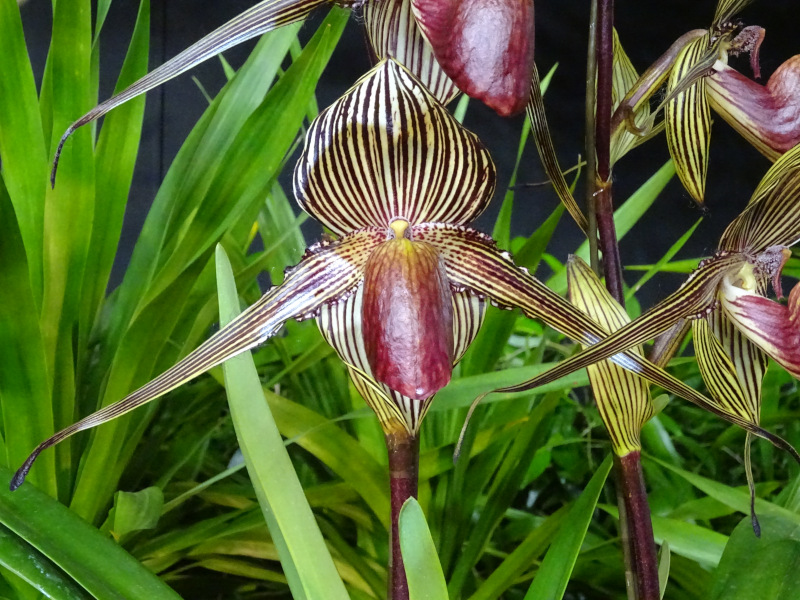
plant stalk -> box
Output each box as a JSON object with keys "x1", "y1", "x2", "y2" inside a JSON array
[
  {"x1": 386, "y1": 431, "x2": 420, "y2": 600},
  {"x1": 593, "y1": 1, "x2": 660, "y2": 598}
]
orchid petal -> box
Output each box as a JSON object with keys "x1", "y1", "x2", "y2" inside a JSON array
[
  {"x1": 409, "y1": 0, "x2": 534, "y2": 116},
  {"x1": 707, "y1": 57, "x2": 800, "y2": 162},
  {"x1": 719, "y1": 140, "x2": 800, "y2": 252},
  {"x1": 317, "y1": 285, "x2": 484, "y2": 434},
  {"x1": 721, "y1": 272, "x2": 800, "y2": 380},
  {"x1": 713, "y1": 0, "x2": 755, "y2": 26},
  {"x1": 294, "y1": 59, "x2": 496, "y2": 234},
  {"x1": 10, "y1": 228, "x2": 384, "y2": 489},
  {"x1": 526, "y1": 65, "x2": 589, "y2": 232},
  {"x1": 364, "y1": 0, "x2": 460, "y2": 106},
  {"x1": 610, "y1": 30, "x2": 653, "y2": 166},
  {"x1": 415, "y1": 225, "x2": 796, "y2": 449},
  {"x1": 51, "y1": 0, "x2": 332, "y2": 183},
  {"x1": 666, "y1": 34, "x2": 713, "y2": 204},
  {"x1": 693, "y1": 315, "x2": 762, "y2": 424},
  {"x1": 568, "y1": 257, "x2": 652, "y2": 456}
]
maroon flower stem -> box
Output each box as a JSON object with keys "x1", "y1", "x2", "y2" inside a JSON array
[
  {"x1": 593, "y1": 1, "x2": 659, "y2": 599},
  {"x1": 615, "y1": 452, "x2": 661, "y2": 600},
  {"x1": 386, "y1": 431, "x2": 420, "y2": 600}
]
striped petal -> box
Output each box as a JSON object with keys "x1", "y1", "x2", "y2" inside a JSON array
[
  {"x1": 720, "y1": 267, "x2": 800, "y2": 380},
  {"x1": 409, "y1": 0, "x2": 535, "y2": 116},
  {"x1": 294, "y1": 59, "x2": 496, "y2": 235},
  {"x1": 610, "y1": 30, "x2": 653, "y2": 166},
  {"x1": 10, "y1": 228, "x2": 384, "y2": 489},
  {"x1": 363, "y1": 0, "x2": 459, "y2": 106},
  {"x1": 713, "y1": 0, "x2": 755, "y2": 26},
  {"x1": 666, "y1": 34, "x2": 713, "y2": 205},
  {"x1": 415, "y1": 224, "x2": 799, "y2": 455},
  {"x1": 719, "y1": 139, "x2": 800, "y2": 252},
  {"x1": 707, "y1": 57, "x2": 800, "y2": 162},
  {"x1": 317, "y1": 285, "x2": 484, "y2": 434},
  {"x1": 52, "y1": 0, "x2": 330, "y2": 182},
  {"x1": 568, "y1": 257, "x2": 652, "y2": 457}
]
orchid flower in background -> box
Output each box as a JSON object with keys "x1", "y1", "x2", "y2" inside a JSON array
[
  {"x1": 482, "y1": 140, "x2": 800, "y2": 526},
  {"x1": 50, "y1": 0, "x2": 535, "y2": 181},
  {"x1": 610, "y1": 0, "x2": 800, "y2": 204}
]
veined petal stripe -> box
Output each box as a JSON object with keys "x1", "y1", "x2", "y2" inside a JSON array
[
  {"x1": 364, "y1": 0, "x2": 459, "y2": 106},
  {"x1": 720, "y1": 140, "x2": 800, "y2": 252},
  {"x1": 527, "y1": 65, "x2": 589, "y2": 232},
  {"x1": 10, "y1": 228, "x2": 383, "y2": 489},
  {"x1": 295, "y1": 59, "x2": 495, "y2": 234},
  {"x1": 666, "y1": 34, "x2": 712, "y2": 204}
]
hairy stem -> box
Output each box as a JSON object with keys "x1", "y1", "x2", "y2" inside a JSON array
[
  {"x1": 593, "y1": 1, "x2": 659, "y2": 598},
  {"x1": 386, "y1": 431, "x2": 420, "y2": 600}
]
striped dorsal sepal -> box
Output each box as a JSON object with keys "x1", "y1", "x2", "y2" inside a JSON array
[
  {"x1": 567, "y1": 256, "x2": 653, "y2": 458},
  {"x1": 364, "y1": 0, "x2": 460, "y2": 106},
  {"x1": 294, "y1": 59, "x2": 496, "y2": 235},
  {"x1": 409, "y1": 0, "x2": 535, "y2": 116},
  {"x1": 10, "y1": 227, "x2": 384, "y2": 490}
]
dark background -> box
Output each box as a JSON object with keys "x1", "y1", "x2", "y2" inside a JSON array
[{"x1": 18, "y1": 0, "x2": 800, "y2": 305}]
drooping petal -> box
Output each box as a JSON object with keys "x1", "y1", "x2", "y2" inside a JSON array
[
  {"x1": 362, "y1": 230, "x2": 454, "y2": 400},
  {"x1": 415, "y1": 224, "x2": 799, "y2": 455},
  {"x1": 707, "y1": 57, "x2": 800, "y2": 161},
  {"x1": 294, "y1": 59, "x2": 496, "y2": 234},
  {"x1": 52, "y1": 0, "x2": 332, "y2": 182},
  {"x1": 317, "y1": 285, "x2": 484, "y2": 434},
  {"x1": 10, "y1": 228, "x2": 384, "y2": 489},
  {"x1": 720, "y1": 270, "x2": 800, "y2": 380},
  {"x1": 666, "y1": 33, "x2": 713, "y2": 204},
  {"x1": 568, "y1": 257, "x2": 652, "y2": 457},
  {"x1": 719, "y1": 140, "x2": 800, "y2": 252},
  {"x1": 409, "y1": 0, "x2": 535, "y2": 116},
  {"x1": 526, "y1": 65, "x2": 589, "y2": 232},
  {"x1": 364, "y1": 0, "x2": 460, "y2": 106}
]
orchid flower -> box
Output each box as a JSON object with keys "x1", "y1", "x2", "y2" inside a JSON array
[
  {"x1": 13, "y1": 57, "x2": 762, "y2": 486},
  {"x1": 480, "y1": 140, "x2": 800, "y2": 497},
  {"x1": 50, "y1": 0, "x2": 534, "y2": 181},
  {"x1": 610, "y1": 0, "x2": 800, "y2": 204}
]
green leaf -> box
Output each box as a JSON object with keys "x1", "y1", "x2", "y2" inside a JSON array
[
  {"x1": 658, "y1": 541, "x2": 670, "y2": 600},
  {"x1": 109, "y1": 487, "x2": 164, "y2": 539},
  {"x1": 215, "y1": 244, "x2": 349, "y2": 600},
  {"x1": 524, "y1": 455, "x2": 612, "y2": 600},
  {"x1": 400, "y1": 498, "x2": 448, "y2": 600},
  {"x1": 710, "y1": 515, "x2": 800, "y2": 600},
  {"x1": 548, "y1": 160, "x2": 676, "y2": 294},
  {"x1": 0, "y1": 467, "x2": 180, "y2": 599}
]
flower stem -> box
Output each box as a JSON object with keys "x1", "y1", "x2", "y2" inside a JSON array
[
  {"x1": 386, "y1": 431, "x2": 420, "y2": 600},
  {"x1": 615, "y1": 452, "x2": 661, "y2": 600},
  {"x1": 593, "y1": 1, "x2": 659, "y2": 598}
]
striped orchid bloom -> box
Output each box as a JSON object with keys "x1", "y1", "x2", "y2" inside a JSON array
[
  {"x1": 12, "y1": 58, "x2": 761, "y2": 487},
  {"x1": 610, "y1": 0, "x2": 800, "y2": 204},
  {"x1": 479, "y1": 140, "x2": 800, "y2": 483},
  {"x1": 51, "y1": 0, "x2": 534, "y2": 177}
]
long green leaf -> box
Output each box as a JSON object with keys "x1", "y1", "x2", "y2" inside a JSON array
[
  {"x1": 400, "y1": 498, "x2": 448, "y2": 600},
  {"x1": 216, "y1": 245, "x2": 349, "y2": 600},
  {"x1": 524, "y1": 455, "x2": 612, "y2": 599},
  {"x1": 0, "y1": 468, "x2": 180, "y2": 599}
]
